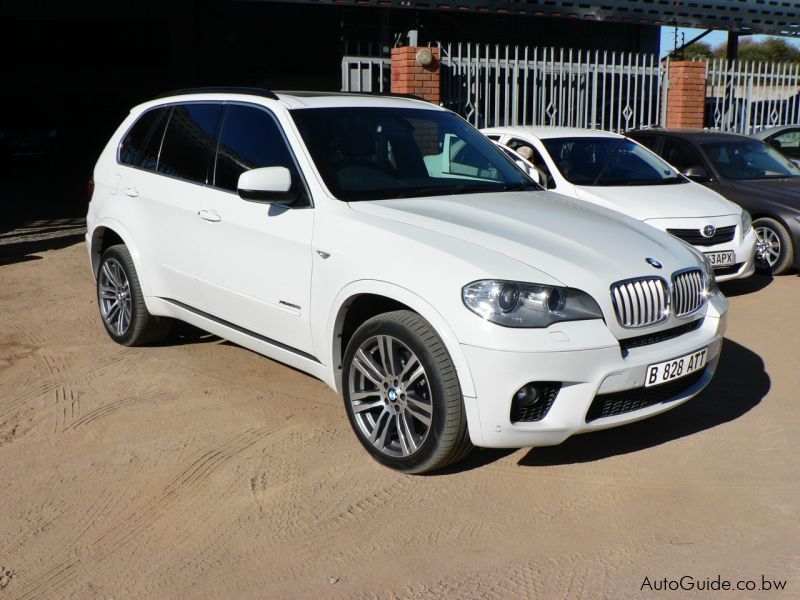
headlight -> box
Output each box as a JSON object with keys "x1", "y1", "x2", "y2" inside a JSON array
[
  {"x1": 462, "y1": 280, "x2": 603, "y2": 328},
  {"x1": 700, "y1": 255, "x2": 720, "y2": 296},
  {"x1": 741, "y1": 210, "x2": 752, "y2": 236}
]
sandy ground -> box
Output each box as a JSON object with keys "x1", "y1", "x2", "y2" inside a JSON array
[{"x1": 0, "y1": 232, "x2": 798, "y2": 599}]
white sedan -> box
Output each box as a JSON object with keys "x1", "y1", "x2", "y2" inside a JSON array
[{"x1": 483, "y1": 126, "x2": 757, "y2": 282}]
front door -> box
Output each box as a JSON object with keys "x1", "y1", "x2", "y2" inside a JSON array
[{"x1": 196, "y1": 103, "x2": 315, "y2": 355}]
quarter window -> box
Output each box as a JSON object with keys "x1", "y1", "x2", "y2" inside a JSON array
[
  {"x1": 157, "y1": 103, "x2": 222, "y2": 184},
  {"x1": 119, "y1": 108, "x2": 168, "y2": 169},
  {"x1": 213, "y1": 105, "x2": 297, "y2": 193}
]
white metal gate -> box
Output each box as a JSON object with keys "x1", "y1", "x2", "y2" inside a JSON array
[
  {"x1": 440, "y1": 43, "x2": 665, "y2": 132},
  {"x1": 340, "y1": 44, "x2": 665, "y2": 132},
  {"x1": 705, "y1": 58, "x2": 800, "y2": 134},
  {"x1": 341, "y1": 56, "x2": 391, "y2": 93}
]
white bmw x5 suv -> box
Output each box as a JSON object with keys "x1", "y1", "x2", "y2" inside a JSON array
[{"x1": 86, "y1": 89, "x2": 728, "y2": 473}]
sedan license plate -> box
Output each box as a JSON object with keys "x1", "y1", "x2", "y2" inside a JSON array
[
  {"x1": 645, "y1": 348, "x2": 707, "y2": 388},
  {"x1": 704, "y1": 250, "x2": 735, "y2": 268}
]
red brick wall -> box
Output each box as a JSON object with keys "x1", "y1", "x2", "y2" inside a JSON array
[
  {"x1": 390, "y1": 46, "x2": 441, "y2": 104},
  {"x1": 666, "y1": 61, "x2": 707, "y2": 129}
]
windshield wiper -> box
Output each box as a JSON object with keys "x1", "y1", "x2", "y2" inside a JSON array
[
  {"x1": 619, "y1": 177, "x2": 685, "y2": 186},
  {"x1": 500, "y1": 182, "x2": 536, "y2": 191},
  {"x1": 392, "y1": 184, "x2": 507, "y2": 198}
]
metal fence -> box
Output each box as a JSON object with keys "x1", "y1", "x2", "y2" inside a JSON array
[
  {"x1": 439, "y1": 43, "x2": 665, "y2": 132},
  {"x1": 340, "y1": 44, "x2": 665, "y2": 132},
  {"x1": 705, "y1": 58, "x2": 800, "y2": 134},
  {"x1": 341, "y1": 56, "x2": 391, "y2": 93}
]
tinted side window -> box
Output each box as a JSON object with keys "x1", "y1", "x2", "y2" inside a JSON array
[
  {"x1": 213, "y1": 105, "x2": 296, "y2": 192},
  {"x1": 119, "y1": 108, "x2": 168, "y2": 168},
  {"x1": 771, "y1": 129, "x2": 800, "y2": 160},
  {"x1": 661, "y1": 138, "x2": 705, "y2": 172},
  {"x1": 157, "y1": 103, "x2": 222, "y2": 184},
  {"x1": 507, "y1": 137, "x2": 555, "y2": 188}
]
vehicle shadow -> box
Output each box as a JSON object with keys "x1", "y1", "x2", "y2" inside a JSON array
[
  {"x1": 0, "y1": 219, "x2": 86, "y2": 265},
  {"x1": 160, "y1": 322, "x2": 222, "y2": 346},
  {"x1": 515, "y1": 338, "x2": 768, "y2": 467},
  {"x1": 719, "y1": 272, "x2": 773, "y2": 297}
]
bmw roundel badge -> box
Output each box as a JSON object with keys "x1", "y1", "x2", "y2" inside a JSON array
[{"x1": 645, "y1": 257, "x2": 663, "y2": 269}]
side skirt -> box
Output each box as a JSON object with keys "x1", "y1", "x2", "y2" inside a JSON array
[{"x1": 147, "y1": 296, "x2": 335, "y2": 390}]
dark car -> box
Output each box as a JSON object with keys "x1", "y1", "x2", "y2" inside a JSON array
[{"x1": 628, "y1": 128, "x2": 800, "y2": 275}]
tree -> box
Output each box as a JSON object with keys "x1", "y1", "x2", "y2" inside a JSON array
[
  {"x1": 683, "y1": 41, "x2": 715, "y2": 61},
  {"x1": 713, "y1": 38, "x2": 800, "y2": 63}
]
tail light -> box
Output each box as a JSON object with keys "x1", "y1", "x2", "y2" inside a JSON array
[{"x1": 88, "y1": 177, "x2": 95, "y2": 202}]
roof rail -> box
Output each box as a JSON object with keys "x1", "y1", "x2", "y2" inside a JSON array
[
  {"x1": 153, "y1": 87, "x2": 279, "y2": 100},
  {"x1": 276, "y1": 90, "x2": 428, "y2": 103}
]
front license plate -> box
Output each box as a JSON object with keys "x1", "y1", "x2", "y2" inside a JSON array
[
  {"x1": 645, "y1": 348, "x2": 707, "y2": 388},
  {"x1": 704, "y1": 250, "x2": 735, "y2": 268}
]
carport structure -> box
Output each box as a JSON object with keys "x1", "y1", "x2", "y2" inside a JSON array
[
  {"x1": 259, "y1": 0, "x2": 800, "y2": 39},
  {"x1": 331, "y1": 0, "x2": 800, "y2": 133}
]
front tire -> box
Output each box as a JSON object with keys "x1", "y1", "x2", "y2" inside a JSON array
[
  {"x1": 97, "y1": 244, "x2": 171, "y2": 346},
  {"x1": 753, "y1": 217, "x2": 793, "y2": 275},
  {"x1": 342, "y1": 310, "x2": 472, "y2": 473}
]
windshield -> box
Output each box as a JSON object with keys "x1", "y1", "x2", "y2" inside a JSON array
[
  {"x1": 702, "y1": 139, "x2": 800, "y2": 180},
  {"x1": 541, "y1": 137, "x2": 686, "y2": 186},
  {"x1": 289, "y1": 107, "x2": 537, "y2": 201}
]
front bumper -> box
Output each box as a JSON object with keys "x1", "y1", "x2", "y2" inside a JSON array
[
  {"x1": 461, "y1": 297, "x2": 727, "y2": 448},
  {"x1": 644, "y1": 218, "x2": 757, "y2": 282},
  {"x1": 710, "y1": 226, "x2": 757, "y2": 282}
]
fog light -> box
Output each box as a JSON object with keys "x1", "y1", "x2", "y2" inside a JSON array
[{"x1": 510, "y1": 382, "x2": 561, "y2": 423}]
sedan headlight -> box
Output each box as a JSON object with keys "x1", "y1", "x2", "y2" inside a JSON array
[
  {"x1": 741, "y1": 210, "x2": 752, "y2": 236},
  {"x1": 462, "y1": 280, "x2": 603, "y2": 328}
]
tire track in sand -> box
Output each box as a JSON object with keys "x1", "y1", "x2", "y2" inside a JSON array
[
  {"x1": 8, "y1": 423, "x2": 287, "y2": 600},
  {"x1": 0, "y1": 348, "x2": 141, "y2": 421}
]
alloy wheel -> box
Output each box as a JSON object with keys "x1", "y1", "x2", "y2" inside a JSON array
[
  {"x1": 754, "y1": 225, "x2": 781, "y2": 270},
  {"x1": 98, "y1": 258, "x2": 133, "y2": 336},
  {"x1": 347, "y1": 334, "x2": 433, "y2": 458}
]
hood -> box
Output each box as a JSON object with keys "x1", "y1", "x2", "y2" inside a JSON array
[
  {"x1": 573, "y1": 181, "x2": 739, "y2": 220},
  {"x1": 726, "y1": 178, "x2": 800, "y2": 213},
  {"x1": 349, "y1": 191, "x2": 701, "y2": 290}
]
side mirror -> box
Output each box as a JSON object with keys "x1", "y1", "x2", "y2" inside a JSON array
[
  {"x1": 768, "y1": 139, "x2": 783, "y2": 151},
  {"x1": 237, "y1": 167, "x2": 297, "y2": 204},
  {"x1": 516, "y1": 160, "x2": 541, "y2": 184},
  {"x1": 682, "y1": 165, "x2": 712, "y2": 183}
]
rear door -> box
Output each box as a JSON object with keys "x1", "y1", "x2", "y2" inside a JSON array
[
  {"x1": 117, "y1": 102, "x2": 222, "y2": 306},
  {"x1": 197, "y1": 103, "x2": 315, "y2": 355}
]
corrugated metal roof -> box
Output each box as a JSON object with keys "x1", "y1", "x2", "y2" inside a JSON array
[{"x1": 250, "y1": 0, "x2": 800, "y2": 38}]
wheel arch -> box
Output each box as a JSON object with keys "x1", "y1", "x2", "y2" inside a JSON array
[
  {"x1": 326, "y1": 281, "x2": 476, "y2": 399},
  {"x1": 88, "y1": 219, "x2": 152, "y2": 296}
]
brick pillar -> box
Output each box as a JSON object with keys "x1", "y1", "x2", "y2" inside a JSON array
[
  {"x1": 390, "y1": 46, "x2": 441, "y2": 104},
  {"x1": 666, "y1": 61, "x2": 707, "y2": 129}
]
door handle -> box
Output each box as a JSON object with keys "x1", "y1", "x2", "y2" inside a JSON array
[
  {"x1": 123, "y1": 186, "x2": 138, "y2": 197},
  {"x1": 198, "y1": 209, "x2": 222, "y2": 222}
]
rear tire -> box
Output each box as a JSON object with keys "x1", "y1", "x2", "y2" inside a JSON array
[
  {"x1": 97, "y1": 244, "x2": 172, "y2": 346},
  {"x1": 342, "y1": 310, "x2": 472, "y2": 473}
]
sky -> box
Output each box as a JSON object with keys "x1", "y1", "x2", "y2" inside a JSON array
[{"x1": 659, "y1": 27, "x2": 800, "y2": 58}]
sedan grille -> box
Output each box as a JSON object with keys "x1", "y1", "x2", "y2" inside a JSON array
[
  {"x1": 610, "y1": 277, "x2": 669, "y2": 329},
  {"x1": 667, "y1": 225, "x2": 736, "y2": 247},
  {"x1": 671, "y1": 269, "x2": 705, "y2": 317}
]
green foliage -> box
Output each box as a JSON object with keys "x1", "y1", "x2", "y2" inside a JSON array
[
  {"x1": 710, "y1": 38, "x2": 800, "y2": 63},
  {"x1": 683, "y1": 42, "x2": 715, "y2": 61},
  {"x1": 736, "y1": 39, "x2": 800, "y2": 63}
]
